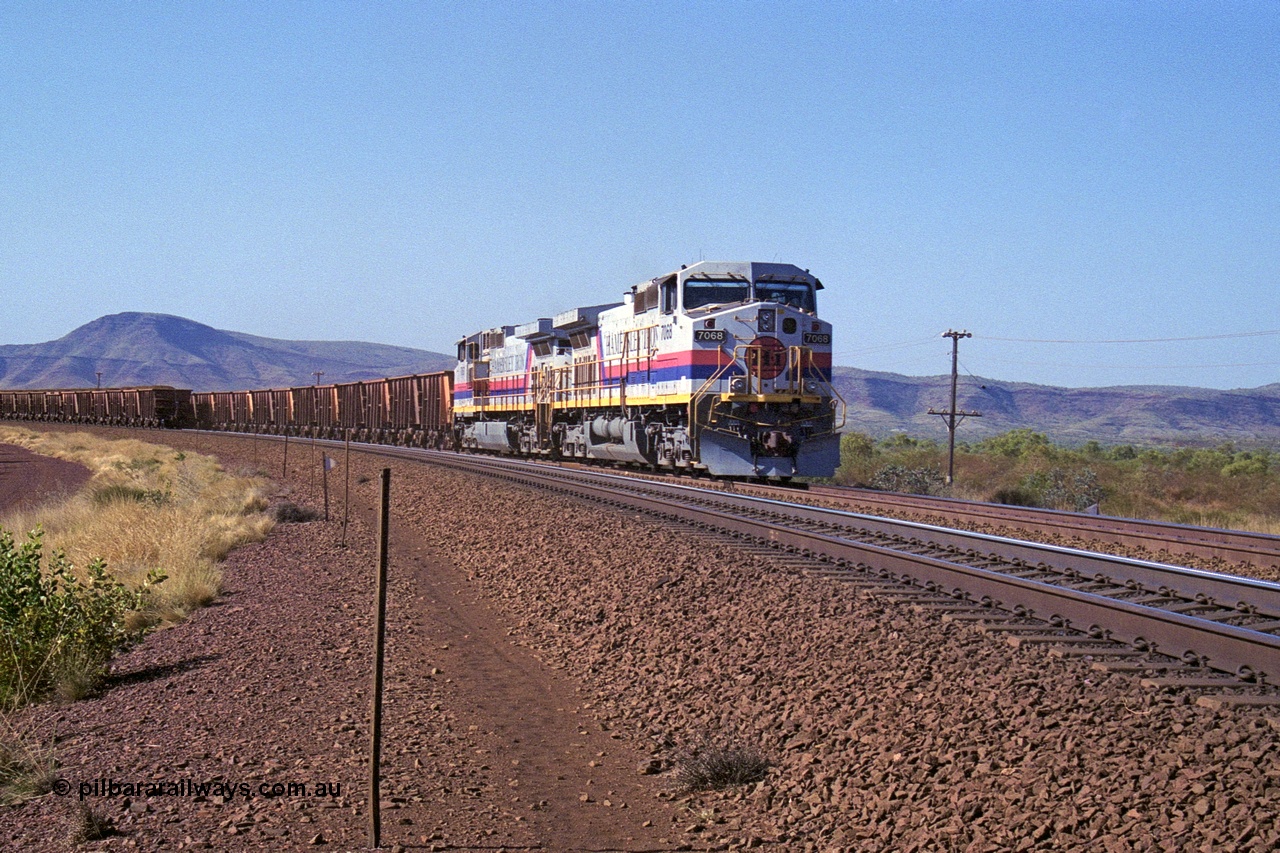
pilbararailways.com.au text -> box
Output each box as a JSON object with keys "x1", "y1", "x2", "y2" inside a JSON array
[{"x1": 60, "y1": 778, "x2": 343, "y2": 802}]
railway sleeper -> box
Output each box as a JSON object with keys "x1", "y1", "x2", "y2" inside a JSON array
[
  {"x1": 1092, "y1": 661, "x2": 1176, "y2": 674},
  {"x1": 1006, "y1": 633, "x2": 1091, "y2": 648},
  {"x1": 976, "y1": 623, "x2": 1068, "y2": 635},
  {"x1": 1139, "y1": 676, "x2": 1255, "y2": 691},
  {"x1": 1196, "y1": 694, "x2": 1280, "y2": 709},
  {"x1": 941, "y1": 611, "x2": 1003, "y2": 623},
  {"x1": 1162, "y1": 600, "x2": 1222, "y2": 615},
  {"x1": 1047, "y1": 645, "x2": 1145, "y2": 658}
]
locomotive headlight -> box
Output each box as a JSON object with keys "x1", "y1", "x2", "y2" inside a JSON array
[
  {"x1": 804, "y1": 380, "x2": 821, "y2": 394},
  {"x1": 730, "y1": 377, "x2": 747, "y2": 393}
]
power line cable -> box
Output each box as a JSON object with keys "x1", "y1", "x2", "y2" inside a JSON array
[
  {"x1": 981, "y1": 330, "x2": 1280, "y2": 345},
  {"x1": 834, "y1": 335, "x2": 939, "y2": 359},
  {"x1": 973, "y1": 356, "x2": 1280, "y2": 371},
  {"x1": 957, "y1": 358, "x2": 996, "y2": 389}
]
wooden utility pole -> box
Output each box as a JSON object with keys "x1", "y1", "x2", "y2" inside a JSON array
[
  {"x1": 369, "y1": 468, "x2": 390, "y2": 849},
  {"x1": 927, "y1": 330, "x2": 981, "y2": 485}
]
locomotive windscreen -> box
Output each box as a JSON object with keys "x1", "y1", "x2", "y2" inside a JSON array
[
  {"x1": 753, "y1": 280, "x2": 815, "y2": 312},
  {"x1": 683, "y1": 279, "x2": 751, "y2": 310}
]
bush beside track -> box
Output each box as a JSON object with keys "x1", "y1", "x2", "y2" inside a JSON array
[{"x1": 836, "y1": 428, "x2": 1280, "y2": 535}]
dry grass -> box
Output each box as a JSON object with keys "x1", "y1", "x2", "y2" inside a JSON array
[
  {"x1": 674, "y1": 745, "x2": 771, "y2": 792},
  {"x1": 68, "y1": 802, "x2": 114, "y2": 843},
  {"x1": 0, "y1": 719, "x2": 58, "y2": 804},
  {"x1": 0, "y1": 427, "x2": 274, "y2": 625}
]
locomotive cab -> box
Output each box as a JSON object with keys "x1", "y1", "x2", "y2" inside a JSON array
[{"x1": 665, "y1": 262, "x2": 843, "y2": 478}]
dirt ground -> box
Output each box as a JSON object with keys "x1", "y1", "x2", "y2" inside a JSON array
[
  {"x1": 0, "y1": 442, "x2": 92, "y2": 516},
  {"x1": 3, "y1": 427, "x2": 1279, "y2": 852}
]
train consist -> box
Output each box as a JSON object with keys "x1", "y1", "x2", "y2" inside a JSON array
[{"x1": 0, "y1": 261, "x2": 844, "y2": 478}]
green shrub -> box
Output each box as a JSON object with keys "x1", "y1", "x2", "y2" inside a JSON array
[
  {"x1": 975, "y1": 429, "x2": 1053, "y2": 459},
  {"x1": 0, "y1": 528, "x2": 164, "y2": 708},
  {"x1": 992, "y1": 486, "x2": 1039, "y2": 507},
  {"x1": 871, "y1": 464, "x2": 946, "y2": 496},
  {"x1": 1018, "y1": 467, "x2": 1106, "y2": 512},
  {"x1": 880, "y1": 433, "x2": 938, "y2": 452},
  {"x1": 992, "y1": 468, "x2": 1100, "y2": 511},
  {"x1": 840, "y1": 431, "x2": 875, "y2": 462}
]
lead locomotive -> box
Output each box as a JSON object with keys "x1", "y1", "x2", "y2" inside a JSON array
[{"x1": 454, "y1": 261, "x2": 844, "y2": 478}]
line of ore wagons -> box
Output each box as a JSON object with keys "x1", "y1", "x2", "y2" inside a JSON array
[{"x1": 0, "y1": 372, "x2": 456, "y2": 447}]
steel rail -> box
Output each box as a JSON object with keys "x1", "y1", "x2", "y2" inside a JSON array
[{"x1": 795, "y1": 485, "x2": 1280, "y2": 568}]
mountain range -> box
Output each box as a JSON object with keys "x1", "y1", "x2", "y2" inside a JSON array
[
  {"x1": 1, "y1": 313, "x2": 1277, "y2": 446},
  {"x1": 830, "y1": 367, "x2": 1280, "y2": 446},
  {"x1": 0, "y1": 313, "x2": 454, "y2": 392}
]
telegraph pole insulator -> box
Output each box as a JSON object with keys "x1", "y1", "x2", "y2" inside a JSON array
[{"x1": 926, "y1": 330, "x2": 981, "y2": 486}]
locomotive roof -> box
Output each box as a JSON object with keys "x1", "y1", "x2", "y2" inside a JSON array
[
  {"x1": 664, "y1": 261, "x2": 823, "y2": 289},
  {"x1": 457, "y1": 261, "x2": 823, "y2": 343}
]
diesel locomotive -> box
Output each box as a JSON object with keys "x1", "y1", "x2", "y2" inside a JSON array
[{"x1": 454, "y1": 261, "x2": 844, "y2": 478}]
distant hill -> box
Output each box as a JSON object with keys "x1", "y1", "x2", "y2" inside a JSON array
[
  {"x1": 0, "y1": 313, "x2": 455, "y2": 392},
  {"x1": 833, "y1": 367, "x2": 1280, "y2": 446},
  {"x1": 2, "y1": 314, "x2": 1277, "y2": 445}
]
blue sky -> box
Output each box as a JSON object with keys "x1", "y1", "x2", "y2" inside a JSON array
[{"x1": 2, "y1": 2, "x2": 1277, "y2": 389}]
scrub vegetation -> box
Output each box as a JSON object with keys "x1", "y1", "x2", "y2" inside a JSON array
[
  {"x1": 0, "y1": 427, "x2": 273, "y2": 709},
  {"x1": 835, "y1": 428, "x2": 1280, "y2": 535}
]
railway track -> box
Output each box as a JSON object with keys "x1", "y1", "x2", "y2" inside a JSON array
[
  {"x1": 552, "y1": 462, "x2": 1280, "y2": 572},
  {"x1": 284, "y1": 439, "x2": 1280, "y2": 691},
  {"x1": 746, "y1": 484, "x2": 1280, "y2": 570}
]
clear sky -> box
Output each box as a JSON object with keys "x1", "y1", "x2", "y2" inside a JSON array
[{"x1": 2, "y1": 2, "x2": 1277, "y2": 390}]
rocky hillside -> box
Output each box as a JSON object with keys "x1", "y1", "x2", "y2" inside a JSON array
[
  {"x1": 834, "y1": 367, "x2": 1280, "y2": 446},
  {"x1": 0, "y1": 313, "x2": 454, "y2": 391}
]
